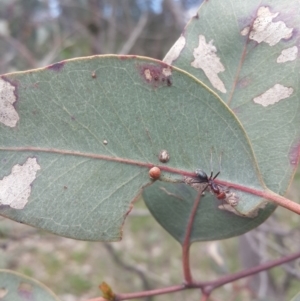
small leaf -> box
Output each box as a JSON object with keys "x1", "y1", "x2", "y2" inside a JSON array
[
  {"x1": 0, "y1": 269, "x2": 60, "y2": 301},
  {"x1": 99, "y1": 282, "x2": 114, "y2": 301},
  {"x1": 143, "y1": 182, "x2": 274, "y2": 243}
]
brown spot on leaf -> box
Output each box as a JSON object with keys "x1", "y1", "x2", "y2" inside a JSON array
[
  {"x1": 91, "y1": 71, "x2": 97, "y2": 78},
  {"x1": 137, "y1": 63, "x2": 173, "y2": 88},
  {"x1": 47, "y1": 61, "x2": 65, "y2": 72}
]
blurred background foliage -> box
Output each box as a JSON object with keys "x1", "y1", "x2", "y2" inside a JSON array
[
  {"x1": 0, "y1": 1, "x2": 300, "y2": 301},
  {"x1": 0, "y1": 0, "x2": 200, "y2": 73}
]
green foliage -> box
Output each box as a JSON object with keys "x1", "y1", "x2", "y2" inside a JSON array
[
  {"x1": 0, "y1": 55, "x2": 272, "y2": 241},
  {"x1": 0, "y1": 269, "x2": 60, "y2": 301},
  {"x1": 0, "y1": 0, "x2": 300, "y2": 300}
]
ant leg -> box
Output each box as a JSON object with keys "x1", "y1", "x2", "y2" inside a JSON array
[
  {"x1": 219, "y1": 151, "x2": 223, "y2": 173},
  {"x1": 213, "y1": 171, "x2": 220, "y2": 180},
  {"x1": 202, "y1": 183, "x2": 209, "y2": 193},
  {"x1": 210, "y1": 147, "x2": 213, "y2": 175}
]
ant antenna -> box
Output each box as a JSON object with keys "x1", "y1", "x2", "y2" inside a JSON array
[
  {"x1": 210, "y1": 149, "x2": 222, "y2": 180},
  {"x1": 219, "y1": 151, "x2": 223, "y2": 173},
  {"x1": 209, "y1": 148, "x2": 214, "y2": 179}
]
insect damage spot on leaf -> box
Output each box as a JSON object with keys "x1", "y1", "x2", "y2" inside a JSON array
[
  {"x1": 0, "y1": 157, "x2": 41, "y2": 209},
  {"x1": 277, "y1": 46, "x2": 298, "y2": 63},
  {"x1": 247, "y1": 7, "x2": 293, "y2": 46},
  {"x1": 163, "y1": 35, "x2": 186, "y2": 65},
  {"x1": 0, "y1": 77, "x2": 19, "y2": 127},
  {"x1": 144, "y1": 69, "x2": 152, "y2": 81},
  {"x1": 138, "y1": 63, "x2": 172, "y2": 88},
  {"x1": 159, "y1": 149, "x2": 170, "y2": 163},
  {"x1": 191, "y1": 35, "x2": 226, "y2": 93},
  {"x1": 47, "y1": 61, "x2": 65, "y2": 71},
  {"x1": 253, "y1": 84, "x2": 293, "y2": 107}
]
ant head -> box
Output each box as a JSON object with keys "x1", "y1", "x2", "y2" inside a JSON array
[{"x1": 195, "y1": 169, "x2": 209, "y2": 183}]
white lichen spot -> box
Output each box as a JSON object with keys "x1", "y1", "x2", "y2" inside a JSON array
[
  {"x1": 249, "y1": 7, "x2": 293, "y2": 46},
  {"x1": 253, "y1": 84, "x2": 294, "y2": 107},
  {"x1": 191, "y1": 35, "x2": 226, "y2": 93},
  {"x1": 0, "y1": 158, "x2": 41, "y2": 209},
  {"x1": 144, "y1": 69, "x2": 152, "y2": 81},
  {"x1": 240, "y1": 26, "x2": 250, "y2": 36},
  {"x1": 162, "y1": 67, "x2": 172, "y2": 77},
  {"x1": 163, "y1": 35, "x2": 186, "y2": 65},
  {"x1": 0, "y1": 78, "x2": 19, "y2": 127},
  {"x1": 277, "y1": 46, "x2": 298, "y2": 63}
]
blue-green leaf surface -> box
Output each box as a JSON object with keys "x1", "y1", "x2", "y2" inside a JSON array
[
  {"x1": 0, "y1": 269, "x2": 60, "y2": 301},
  {"x1": 0, "y1": 55, "x2": 269, "y2": 241},
  {"x1": 165, "y1": 0, "x2": 300, "y2": 196}
]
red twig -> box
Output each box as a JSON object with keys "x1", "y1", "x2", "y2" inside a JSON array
[
  {"x1": 1, "y1": 146, "x2": 299, "y2": 214},
  {"x1": 114, "y1": 284, "x2": 186, "y2": 300},
  {"x1": 83, "y1": 250, "x2": 300, "y2": 301},
  {"x1": 197, "y1": 249, "x2": 300, "y2": 295},
  {"x1": 182, "y1": 187, "x2": 207, "y2": 284}
]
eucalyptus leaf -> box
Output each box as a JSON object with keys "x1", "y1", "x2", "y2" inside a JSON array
[
  {"x1": 143, "y1": 182, "x2": 274, "y2": 243},
  {"x1": 0, "y1": 269, "x2": 60, "y2": 301},
  {"x1": 165, "y1": 0, "x2": 300, "y2": 195},
  {"x1": 0, "y1": 55, "x2": 269, "y2": 241}
]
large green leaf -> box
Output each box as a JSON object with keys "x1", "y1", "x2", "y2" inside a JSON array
[
  {"x1": 164, "y1": 0, "x2": 300, "y2": 195},
  {"x1": 0, "y1": 55, "x2": 269, "y2": 241},
  {"x1": 0, "y1": 269, "x2": 60, "y2": 301}
]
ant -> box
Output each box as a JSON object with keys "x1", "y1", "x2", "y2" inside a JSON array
[
  {"x1": 194, "y1": 169, "x2": 226, "y2": 200},
  {"x1": 191, "y1": 151, "x2": 239, "y2": 206}
]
